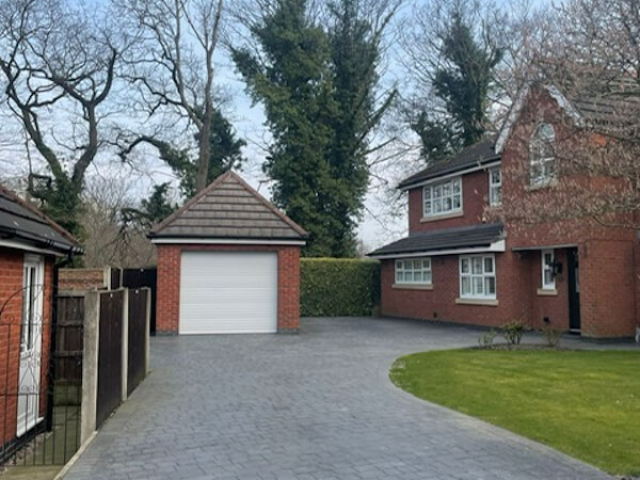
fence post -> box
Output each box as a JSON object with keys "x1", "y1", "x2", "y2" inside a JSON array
[
  {"x1": 144, "y1": 288, "x2": 151, "y2": 375},
  {"x1": 80, "y1": 290, "x2": 99, "y2": 445},
  {"x1": 121, "y1": 288, "x2": 129, "y2": 402}
]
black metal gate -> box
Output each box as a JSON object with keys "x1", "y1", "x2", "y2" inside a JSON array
[
  {"x1": 96, "y1": 290, "x2": 124, "y2": 429},
  {"x1": 0, "y1": 285, "x2": 82, "y2": 468},
  {"x1": 122, "y1": 268, "x2": 157, "y2": 336}
]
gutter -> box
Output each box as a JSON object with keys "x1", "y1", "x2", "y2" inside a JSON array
[{"x1": 0, "y1": 225, "x2": 83, "y2": 255}]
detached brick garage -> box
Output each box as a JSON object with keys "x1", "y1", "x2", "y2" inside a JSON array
[{"x1": 150, "y1": 172, "x2": 307, "y2": 335}]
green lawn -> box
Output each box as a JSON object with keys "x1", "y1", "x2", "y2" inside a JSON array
[{"x1": 390, "y1": 349, "x2": 640, "y2": 476}]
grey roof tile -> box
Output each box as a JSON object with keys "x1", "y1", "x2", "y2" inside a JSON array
[
  {"x1": 150, "y1": 171, "x2": 308, "y2": 241},
  {"x1": 368, "y1": 223, "x2": 504, "y2": 257},
  {"x1": 0, "y1": 185, "x2": 81, "y2": 254},
  {"x1": 398, "y1": 138, "x2": 499, "y2": 189}
]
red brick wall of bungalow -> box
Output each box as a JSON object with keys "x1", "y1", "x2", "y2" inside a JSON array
[
  {"x1": 0, "y1": 250, "x2": 55, "y2": 447},
  {"x1": 372, "y1": 84, "x2": 638, "y2": 339},
  {"x1": 0, "y1": 185, "x2": 80, "y2": 452}
]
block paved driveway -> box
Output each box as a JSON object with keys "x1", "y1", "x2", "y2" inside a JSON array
[{"x1": 63, "y1": 317, "x2": 613, "y2": 480}]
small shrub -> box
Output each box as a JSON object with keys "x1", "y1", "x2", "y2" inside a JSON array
[
  {"x1": 502, "y1": 320, "x2": 526, "y2": 346},
  {"x1": 478, "y1": 329, "x2": 497, "y2": 347},
  {"x1": 542, "y1": 325, "x2": 563, "y2": 347}
]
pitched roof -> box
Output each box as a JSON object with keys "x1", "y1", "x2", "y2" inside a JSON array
[
  {"x1": 496, "y1": 81, "x2": 640, "y2": 153},
  {"x1": 367, "y1": 223, "x2": 504, "y2": 257},
  {"x1": 398, "y1": 138, "x2": 499, "y2": 190},
  {"x1": 0, "y1": 184, "x2": 81, "y2": 255},
  {"x1": 150, "y1": 171, "x2": 308, "y2": 241}
]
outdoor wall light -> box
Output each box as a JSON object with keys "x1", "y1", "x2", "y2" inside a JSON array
[{"x1": 552, "y1": 260, "x2": 563, "y2": 276}]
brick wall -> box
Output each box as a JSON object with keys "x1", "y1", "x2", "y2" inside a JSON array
[
  {"x1": 502, "y1": 86, "x2": 638, "y2": 338},
  {"x1": 380, "y1": 253, "x2": 517, "y2": 328},
  {"x1": 0, "y1": 248, "x2": 54, "y2": 447},
  {"x1": 381, "y1": 85, "x2": 638, "y2": 339},
  {"x1": 59, "y1": 268, "x2": 107, "y2": 291},
  {"x1": 408, "y1": 169, "x2": 492, "y2": 233},
  {"x1": 156, "y1": 244, "x2": 301, "y2": 334}
]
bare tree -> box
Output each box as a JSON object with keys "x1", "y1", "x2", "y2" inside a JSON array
[
  {"x1": 0, "y1": 0, "x2": 121, "y2": 234},
  {"x1": 82, "y1": 175, "x2": 157, "y2": 268},
  {"x1": 495, "y1": 0, "x2": 640, "y2": 232},
  {"x1": 117, "y1": 0, "x2": 225, "y2": 193}
]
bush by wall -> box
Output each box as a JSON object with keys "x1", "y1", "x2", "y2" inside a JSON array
[{"x1": 300, "y1": 258, "x2": 380, "y2": 317}]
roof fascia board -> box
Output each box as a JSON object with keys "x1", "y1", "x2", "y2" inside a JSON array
[
  {"x1": 369, "y1": 239, "x2": 506, "y2": 259},
  {"x1": 400, "y1": 160, "x2": 501, "y2": 191},
  {"x1": 150, "y1": 238, "x2": 307, "y2": 246}
]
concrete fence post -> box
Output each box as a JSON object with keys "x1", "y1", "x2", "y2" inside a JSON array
[
  {"x1": 121, "y1": 288, "x2": 129, "y2": 402},
  {"x1": 80, "y1": 290, "x2": 100, "y2": 445}
]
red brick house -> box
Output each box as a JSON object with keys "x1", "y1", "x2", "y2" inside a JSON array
[
  {"x1": 150, "y1": 171, "x2": 307, "y2": 335},
  {"x1": 369, "y1": 83, "x2": 639, "y2": 339},
  {"x1": 0, "y1": 185, "x2": 80, "y2": 455}
]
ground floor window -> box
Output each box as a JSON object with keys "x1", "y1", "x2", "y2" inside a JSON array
[
  {"x1": 395, "y1": 258, "x2": 432, "y2": 285},
  {"x1": 541, "y1": 249, "x2": 556, "y2": 290},
  {"x1": 459, "y1": 254, "x2": 496, "y2": 299}
]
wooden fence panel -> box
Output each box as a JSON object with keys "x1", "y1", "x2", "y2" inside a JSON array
[
  {"x1": 96, "y1": 290, "x2": 123, "y2": 428},
  {"x1": 55, "y1": 295, "x2": 84, "y2": 384},
  {"x1": 127, "y1": 289, "x2": 148, "y2": 396}
]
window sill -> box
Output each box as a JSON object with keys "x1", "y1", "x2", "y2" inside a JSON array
[
  {"x1": 525, "y1": 179, "x2": 558, "y2": 192},
  {"x1": 420, "y1": 210, "x2": 464, "y2": 223},
  {"x1": 537, "y1": 288, "x2": 558, "y2": 296},
  {"x1": 455, "y1": 298, "x2": 499, "y2": 306},
  {"x1": 393, "y1": 283, "x2": 433, "y2": 290}
]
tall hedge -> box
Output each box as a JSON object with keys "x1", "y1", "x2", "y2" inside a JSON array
[{"x1": 300, "y1": 258, "x2": 381, "y2": 317}]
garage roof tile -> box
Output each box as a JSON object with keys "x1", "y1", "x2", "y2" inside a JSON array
[{"x1": 149, "y1": 171, "x2": 308, "y2": 241}]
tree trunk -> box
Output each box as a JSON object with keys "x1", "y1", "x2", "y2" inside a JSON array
[{"x1": 195, "y1": 112, "x2": 212, "y2": 193}]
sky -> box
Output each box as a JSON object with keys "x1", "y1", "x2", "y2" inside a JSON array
[{"x1": 0, "y1": 0, "x2": 552, "y2": 252}]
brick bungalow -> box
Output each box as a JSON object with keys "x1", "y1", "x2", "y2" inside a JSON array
[
  {"x1": 0, "y1": 185, "x2": 81, "y2": 456},
  {"x1": 150, "y1": 171, "x2": 307, "y2": 335},
  {"x1": 369, "y1": 83, "x2": 638, "y2": 339}
]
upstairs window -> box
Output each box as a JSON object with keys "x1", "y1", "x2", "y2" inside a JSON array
[
  {"x1": 489, "y1": 167, "x2": 502, "y2": 206},
  {"x1": 395, "y1": 258, "x2": 432, "y2": 285},
  {"x1": 529, "y1": 123, "x2": 556, "y2": 187},
  {"x1": 423, "y1": 177, "x2": 462, "y2": 217}
]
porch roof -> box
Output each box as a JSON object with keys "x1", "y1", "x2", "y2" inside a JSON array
[{"x1": 367, "y1": 223, "x2": 505, "y2": 259}]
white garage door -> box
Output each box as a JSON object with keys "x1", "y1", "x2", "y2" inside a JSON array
[{"x1": 179, "y1": 251, "x2": 278, "y2": 334}]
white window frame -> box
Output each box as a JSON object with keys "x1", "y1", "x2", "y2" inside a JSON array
[
  {"x1": 395, "y1": 258, "x2": 432, "y2": 285},
  {"x1": 20, "y1": 255, "x2": 44, "y2": 354},
  {"x1": 489, "y1": 167, "x2": 502, "y2": 206},
  {"x1": 459, "y1": 254, "x2": 496, "y2": 300},
  {"x1": 423, "y1": 177, "x2": 462, "y2": 218},
  {"x1": 541, "y1": 249, "x2": 556, "y2": 291},
  {"x1": 529, "y1": 123, "x2": 556, "y2": 187}
]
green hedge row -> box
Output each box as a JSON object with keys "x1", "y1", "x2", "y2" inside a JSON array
[{"x1": 300, "y1": 258, "x2": 381, "y2": 317}]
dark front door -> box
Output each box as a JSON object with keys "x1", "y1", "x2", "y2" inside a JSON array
[{"x1": 567, "y1": 248, "x2": 581, "y2": 332}]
